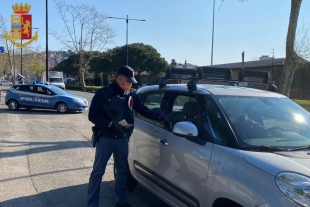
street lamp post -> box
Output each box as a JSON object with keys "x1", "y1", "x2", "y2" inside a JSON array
[
  {"x1": 108, "y1": 15, "x2": 146, "y2": 65},
  {"x1": 46, "y1": 0, "x2": 49, "y2": 81},
  {"x1": 211, "y1": 0, "x2": 215, "y2": 65},
  {"x1": 13, "y1": 44, "x2": 15, "y2": 84}
]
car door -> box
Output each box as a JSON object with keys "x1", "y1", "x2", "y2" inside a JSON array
[
  {"x1": 129, "y1": 90, "x2": 167, "y2": 190},
  {"x1": 153, "y1": 92, "x2": 213, "y2": 207},
  {"x1": 16, "y1": 85, "x2": 35, "y2": 107},
  {"x1": 33, "y1": 86, "x2": 56, "y2": 109}
]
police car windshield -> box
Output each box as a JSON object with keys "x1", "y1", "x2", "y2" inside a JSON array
[
  {"x1": 50, "y1": 86, "x2": 68, "y2": 95},
  {"x1": 213, "y1": 96, "x2": 310, "y2": 149}
]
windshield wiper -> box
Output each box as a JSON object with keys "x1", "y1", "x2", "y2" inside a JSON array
[
  {"x1": 241, "y1": 145, "x2": 286, "y2": 152},
  {"x1": 287, "y1": 145, "x2": 310, "y2": 151}
]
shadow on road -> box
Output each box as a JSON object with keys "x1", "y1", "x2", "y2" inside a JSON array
[
  {"x1": 0, "y1": 107, "x2": 85, "y2": 115},
  {"x1": 1, "y1": 181, "x2": 167, "y2": 207},
  {"x1": 0, "y1": 140, "x2": 92, "y2": 158}
]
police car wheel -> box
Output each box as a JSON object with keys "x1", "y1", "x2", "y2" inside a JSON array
[
  {"x1": 113, "y1": 160, "x2": 138, "y2": 192},
  {"x1": 8, "y1": 99, "x2": 19, "y2": 111},
  {"x1": 56, "y1": 102, "x2": 68, "y2": 113}
]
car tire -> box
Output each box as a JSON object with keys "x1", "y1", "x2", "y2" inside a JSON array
[
  {"x1": 8, "y1": 99, "x2": 19, "y2": 111},
  {"x1": 113, "y1": 158, "x2": 138, "y2": 192},
  {"x1": 56, "y1": 102, "x2": 68, "y2": 113}
]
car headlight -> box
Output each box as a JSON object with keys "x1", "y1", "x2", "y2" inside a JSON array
[
  {"x1": 275, "y1": 172, "x2": 310, "y2": 206},
  {"x1": 72, "y1": 98, "x2": 84, "y2": 103}
]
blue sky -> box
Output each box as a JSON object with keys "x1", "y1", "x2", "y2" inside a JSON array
[{"x1": 1, "y1": 0, "x2": 309, "y2": 66}]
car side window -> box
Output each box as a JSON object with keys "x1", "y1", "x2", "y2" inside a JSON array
[
  {"x1": 135, "y1": 91, "x2": 165, "y2": 127},
  {"x1": 200, "y1": 96, "x2": 236, "y2": 147},
  {"x1": 171, "y1": 94, "x2": 197, "y2": 128},
  {"x1": 36, "y1": 86, "x2": 51, "y2": 95}
]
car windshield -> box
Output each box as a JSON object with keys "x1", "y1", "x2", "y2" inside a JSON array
[
  {"x1": 50, "y1": 78, "x2": 63, "y2": 83},
  {"x1": 49, "y1": 86, "x2": 68, "y2": 95},
  {"x1": 214, "y1": 95, "x2": 310, "y2": 149}
]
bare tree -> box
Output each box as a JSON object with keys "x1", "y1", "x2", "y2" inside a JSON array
[
  {"x1": 221, "y1": 0, "x2": 303, "y2": 96},
  {"x1": 295, "y1": 21, "x2": 310, "y2": 62},
  {"x1": 51, "y1": 1, "x2": 116, "y2": 90},
  {"x1": 0, "y1": 14, "x2": 16, "y2": 83},
  {"x1": 279, "y1": 0, "x2": 303, "y2": 96}
]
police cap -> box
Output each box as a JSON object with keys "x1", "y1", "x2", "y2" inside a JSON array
[{"x1": 117, "y1": 65, "x2": 137, "y2": 83}]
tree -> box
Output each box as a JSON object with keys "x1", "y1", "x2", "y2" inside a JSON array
[
  {"x1": 51, "y1": 1, "x2": 116, "y2": 90},
  {"x1": 294, "y1": 21, "x2": 310, "y2": 63},
  {"x1": 55, "y1": 54, "x2": 79, "y2": 75},
  {"x1": 170, "y1": 59, "x2": 177, "y2": 68},
  {"x1": 28, "y1": 59, "x2": 45, "y2": 77},
  {"x1": 0, "y1": 14, "x2": 15, "y2": 82},
  {"x1": 92, "y1": 43, "x2": 169, "y2": 85},
  {"x1": 228, "y1": 0, "x2": 303, "y2": 96},
  {"x1": 279, "y1": 0, "x2": 303, "y2": 96}
]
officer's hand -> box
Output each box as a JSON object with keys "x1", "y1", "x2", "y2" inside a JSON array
[{"x1": 162, "y1": 114, "x2": 172, "y2": 123}]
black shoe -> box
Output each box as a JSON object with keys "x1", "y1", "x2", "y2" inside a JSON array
[{"x1": 114, "y1": 202, "x2": 132, "y2": 207}]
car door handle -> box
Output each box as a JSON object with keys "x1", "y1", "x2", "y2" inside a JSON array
[{"x1": 157, "y1": 138, "x2": 169, "y2": 146}]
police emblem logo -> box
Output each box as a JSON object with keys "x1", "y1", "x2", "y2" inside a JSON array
[{"x1": 128, "y1": 96, "x2": 133, "y2": 110}]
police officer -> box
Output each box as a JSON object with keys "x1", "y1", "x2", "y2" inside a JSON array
[{"x1": 87, "y1": 65, "x2": 169, "y2": 207}]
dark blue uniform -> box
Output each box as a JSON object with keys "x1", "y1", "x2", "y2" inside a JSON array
[{"x1": 87, "y1": 80, "x2": 162, "y2": 207}]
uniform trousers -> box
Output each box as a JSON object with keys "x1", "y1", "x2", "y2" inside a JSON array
[{"x1": 87, "y1": 135, "x2": 129, "y2": 207}]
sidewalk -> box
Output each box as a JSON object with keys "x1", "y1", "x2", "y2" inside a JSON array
[{"x1": 0, "y1": 91, "x2": 44, "y2": 206}]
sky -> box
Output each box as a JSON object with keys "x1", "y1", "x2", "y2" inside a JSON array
[{"x1": 1, "y1": 0, "x2": 310, "y2": 66}]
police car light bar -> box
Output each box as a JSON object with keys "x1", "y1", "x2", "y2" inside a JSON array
[{"x1": 238, "y1": 70, "x2": 270, "y2": 84}]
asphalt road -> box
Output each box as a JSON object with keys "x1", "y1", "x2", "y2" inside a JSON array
[{"x1": 0, "y1": 87, "x2": 164, "y2": 207}]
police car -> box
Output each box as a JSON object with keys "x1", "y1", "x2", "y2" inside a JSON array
[{"x1": 5, "y1": 83, "x2": 88, "y2": 113}]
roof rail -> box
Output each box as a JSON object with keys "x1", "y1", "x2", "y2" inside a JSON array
[
  {"x1": 158, "y1": 67, "x2": 279, "y2": 93},
  {"x1": 159, "y1": 67, "x2": 234, "y2": 92},
  {"x1": 198, "y1": 66, "x2": 232, "y2": 82},
  {"x1": 238, "y1": 69, "x2": 278, "y2": 92},
  {"x1": 238, "y1": 70, "x2": 270, "y2": 84},
  {"x1": 159, "y1": 68, "x2": 197, "y2": 88}
]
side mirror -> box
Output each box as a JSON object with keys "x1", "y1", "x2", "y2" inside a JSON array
[{"x1": 172, "y1": 121, "x2": 198, "y2": 139}]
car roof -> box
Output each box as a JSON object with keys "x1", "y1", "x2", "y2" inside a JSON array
[
  {"x1": 13, "y1": 84, "x2": 54, "y2": 89},
  {"x1": 138, "y1": 84, "x2": 286, "y2": 98}
]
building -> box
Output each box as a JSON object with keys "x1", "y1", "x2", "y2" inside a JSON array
[
  {"x1": 175, "y1": 60, "x2": 198, "y2": 69},
  {"x1": 206, "y1": 56, "x2": 310, "y2": 99}
]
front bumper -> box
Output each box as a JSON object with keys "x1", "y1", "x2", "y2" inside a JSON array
[{"x1": 69, "y1": 105, "x2": 88, "y2": 111}]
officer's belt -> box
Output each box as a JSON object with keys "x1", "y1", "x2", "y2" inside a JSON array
[{"x1": 100, "y1": 131, "x2": 124, "y2": 139}]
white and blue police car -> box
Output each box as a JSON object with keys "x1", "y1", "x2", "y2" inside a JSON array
[{"x1": 5, "y1": 82, "x2": 88, "y2": 113}]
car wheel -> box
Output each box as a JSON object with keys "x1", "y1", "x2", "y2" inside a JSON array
[
  {"x1": 56, "y1": 102, "x2": 68, "y2": 113},
  {"x1": 8, "y1": 99, "x2": 19, "y2": 111},
  {"x1": 113, "y1": 157, "x2": 138, "y2": 192}
]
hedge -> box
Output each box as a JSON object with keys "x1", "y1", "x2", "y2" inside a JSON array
[
  {"x1": 66, "y1": 85, "x2": 102, "y2": 93},
  {"x1": 293, "y1": 99, "x2": 310, "y2": 112}
]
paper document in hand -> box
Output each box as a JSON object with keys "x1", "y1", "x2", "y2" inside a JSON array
[{"x1": 118, "y1": 119, "x2": 133, "y2": 128}]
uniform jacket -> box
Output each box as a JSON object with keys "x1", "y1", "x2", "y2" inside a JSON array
[{"x1": 88, "y1": 80, "x2": 163, "y2": 135}]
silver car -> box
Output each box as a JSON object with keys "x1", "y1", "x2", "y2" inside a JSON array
[
  {"x1": 126, "y1": 68, "x2": 310, "y2": 207},
  {"x1": 0, "y1": 79, "x2": 12, "y2": 86}
]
